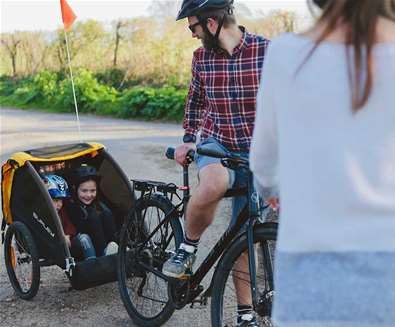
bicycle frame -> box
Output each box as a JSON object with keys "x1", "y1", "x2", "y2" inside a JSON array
[{"x1": 134, "y1": 160, "x2": 273, "y2": 309}]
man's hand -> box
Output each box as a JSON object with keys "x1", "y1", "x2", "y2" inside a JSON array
[
  {"x1": 65, "y1": 235, "x2": 71, "y2": 248},
  {"x1": 175, "y1": 143, "x2": 196, "y2": 165}
]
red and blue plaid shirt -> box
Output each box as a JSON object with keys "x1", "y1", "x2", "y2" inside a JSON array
[{"x1": 183, "y1": 27, "x2": 270, "y2": 152}]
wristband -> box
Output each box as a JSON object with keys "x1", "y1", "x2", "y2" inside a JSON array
[{"x1": 183, "y1": 134, "x2": 196, "y2": 143}]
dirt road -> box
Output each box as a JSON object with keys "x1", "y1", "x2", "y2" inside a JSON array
[{"x1": 0, "y1": 108, "x2": 232, "y2": 327}]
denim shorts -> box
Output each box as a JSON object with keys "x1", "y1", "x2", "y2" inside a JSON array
[{"x1": 195, "y1": 137, "x2": 249, "y2": 227}]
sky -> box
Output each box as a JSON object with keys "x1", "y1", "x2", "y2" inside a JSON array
[{"x1": 1, "y1": 0, "x2": 310, "y2": 33}]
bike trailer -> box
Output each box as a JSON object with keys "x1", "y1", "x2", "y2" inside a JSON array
[{"x1": 1, "y1": 142, "x2": 135, "y2": 299}]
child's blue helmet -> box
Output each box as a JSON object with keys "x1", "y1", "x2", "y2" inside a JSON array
[{"x1": 43, "y1": 175, "x2": 70, "y2": 199}]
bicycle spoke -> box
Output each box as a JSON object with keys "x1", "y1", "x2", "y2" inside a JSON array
[
  {"x1": 118, "y1": 196, "x2": 181, "y2": 324},
  {"x1": 212, "y1": 230, "x2": 276, "y2": 327}
]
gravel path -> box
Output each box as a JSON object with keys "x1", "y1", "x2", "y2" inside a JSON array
[{"x1": 0, "y1": 108, "x2": 233, "y2": 327}]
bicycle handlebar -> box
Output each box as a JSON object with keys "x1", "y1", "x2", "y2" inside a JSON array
[{"x1": 166, "y1": 145, "x2": 249, "y2": 168}]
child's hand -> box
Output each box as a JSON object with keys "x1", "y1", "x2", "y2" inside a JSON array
[{"x1": 65, "y1": 235, "x2": 71, "y2": 248}]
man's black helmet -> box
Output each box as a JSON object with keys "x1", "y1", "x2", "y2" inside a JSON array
[{"x1": 176, "y1": 0, "x2": 234, "y2": 20}]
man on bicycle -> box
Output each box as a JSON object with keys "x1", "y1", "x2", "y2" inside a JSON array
[{"x1": 162, "y1": 0, "x2": 270, "y2": 325}]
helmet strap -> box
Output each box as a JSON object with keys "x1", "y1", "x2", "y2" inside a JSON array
[
  {"x1": 214, "y1": 13, "x2": 225, "y2": 40},
  {"x1": 198, "y1": 13, "x2": 226, "y2": 53}
]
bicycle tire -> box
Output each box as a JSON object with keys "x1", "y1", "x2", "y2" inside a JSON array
[
  {"x1": 211, "y1": 224, "x2": 277, "y2": 327},
  {"x1": 4, "y1": 221, "x2": 41, "y2": 300},
  {"x1": 118, "y1": 193, "x2": 183, "y2": 327}
]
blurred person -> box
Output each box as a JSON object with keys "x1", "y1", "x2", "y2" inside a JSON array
[{"x1": 250, "y1": 0, "x2": 395, "y2": 326}]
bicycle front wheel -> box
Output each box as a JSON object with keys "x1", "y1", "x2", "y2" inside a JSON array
[
  {"x1": 118, "y1": 194, "x2": 183, "y2": 327},
  {"x1": 211, "y1": 224, "x2": 277, "y2": 327}
]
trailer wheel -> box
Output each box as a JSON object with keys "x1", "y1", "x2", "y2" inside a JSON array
[{"x1": 4, "y1": 221, "x2": 40, "y2": 300}]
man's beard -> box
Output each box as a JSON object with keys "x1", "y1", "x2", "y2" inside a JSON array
[{"x1": 201, "y1": 31, "x2": 219, "y2": 51}]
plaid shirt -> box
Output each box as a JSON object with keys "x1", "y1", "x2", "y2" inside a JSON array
[{"x1": 183, "y1": 27, "x2": 270, "y2": 152}]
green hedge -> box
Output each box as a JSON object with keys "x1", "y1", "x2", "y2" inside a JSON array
[{"x1": 0, "y1": 70, "x2": 188, "y2": 122}]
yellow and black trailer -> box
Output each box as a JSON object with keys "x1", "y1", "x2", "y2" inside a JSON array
[{"x1": 1, "y1": 143, "x2": 135, "y2": 299}]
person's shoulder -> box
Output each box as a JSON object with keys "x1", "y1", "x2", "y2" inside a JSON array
[
  {"x1": 263, "y1": 33, "x2": 310, "y2": 77},
  {"x1": 247, "y1": 32, "x2": 271, "y2": 46},
  {"x1": 269, "y1": 33, "x2": 309, "y2": 52},
  {"x1": 193, "y1": 47, "x2": 206, "y2": 60}
]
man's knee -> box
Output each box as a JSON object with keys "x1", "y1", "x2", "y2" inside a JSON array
[{"x1": 196, "y1": 164, "x2": 229, "y2": 202}]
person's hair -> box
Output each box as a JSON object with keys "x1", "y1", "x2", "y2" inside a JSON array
[
  {"x1": 305, "y1": 0, "x2": 395, "y2": 111},
  {"x1": 76, "y1": 177, "x2": 97, "y2": 189},
  {"x1": 198, "y1": 7, "x2": 237, "y2": 28},
  {"x1": 75, "y1": 177, "x2": 103, "y2": 213}
]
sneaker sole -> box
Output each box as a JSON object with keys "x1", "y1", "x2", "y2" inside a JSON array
[{"x1": 162, "y1": 270, "x2": 191, "y2": 279}]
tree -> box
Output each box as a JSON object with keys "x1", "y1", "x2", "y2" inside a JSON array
[
  {"x1": 241, "y1": 10, "x2": 297, "y2": 38},
  {"x1": 113, "y1": 21, "x2": 124, "y2": 67},
  {"x1": 18, "y1": 32, "x2": 51, "y2": 75},
  {"x1": 1, "y1": 33, "x2": 21, "y2": 77},
  {"x1": 54, "y1": 20, "x2": 108, "y2": 70}
]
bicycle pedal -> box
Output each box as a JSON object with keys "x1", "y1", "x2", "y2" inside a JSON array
[
  {"x1": 178, "y1": 274, "x2": 191, "y2": 280},
  {"x1": 167, "y1": 273, "x2": 191, "y2": 282},
  {"x1": 178, "y1": 268, "x2": 193, "y2": 280},
  {"x1": 189, "y1": 297, "x2": 207, "y2": 309}
]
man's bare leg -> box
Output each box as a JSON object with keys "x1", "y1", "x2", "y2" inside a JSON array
[
  {"x1": 185, "y1": 163, "x2": 229, "y2": 239},
  {"x1": 162, "y1": 163, "x2": 229, "y2": 278}
]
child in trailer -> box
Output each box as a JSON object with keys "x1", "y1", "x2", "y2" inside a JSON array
[
  {"x1": 66, "y1": 165, "x2": 118, "y2": 256},
  {"x1": 43, "y1": 175, "x2": 96, "y2": 260}
]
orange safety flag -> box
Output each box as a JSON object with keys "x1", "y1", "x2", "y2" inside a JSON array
[{"x1": 60, "y1": 0, "x2": 76, "y2": 31}]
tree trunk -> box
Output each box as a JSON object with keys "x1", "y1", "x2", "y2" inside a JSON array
[
  {"x1": 113, "y1": 21, "x2": 122, "y2": 67},
  {"x1": 11, "y1": 55, "x2": 17, "y2": 77}
]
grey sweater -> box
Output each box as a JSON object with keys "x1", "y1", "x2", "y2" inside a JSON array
[{"x1": 250, "y1": 33, "x2": 395, "y2": 327}]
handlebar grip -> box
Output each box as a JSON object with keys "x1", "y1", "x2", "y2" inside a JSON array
[
  {"x1": 166, "y1": 147, "x2": 175, "y2": 160},
  {"x1": 165, "y1": 147, "x2": 195, "y2": 163}
]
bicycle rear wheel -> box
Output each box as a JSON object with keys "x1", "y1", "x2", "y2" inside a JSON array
[
  {"x1": 211, "y1": 224, "x2": 277, "y2": 327},
  {"x1": 118, "y1": 194, "x2": 183, "y2": 327}
]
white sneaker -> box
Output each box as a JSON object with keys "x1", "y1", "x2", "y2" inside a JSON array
[{"x1": 104, "y1": 241, "x2": 118, "y2": 255}]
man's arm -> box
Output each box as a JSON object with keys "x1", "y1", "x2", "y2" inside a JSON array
[
  {"x1": 183, "y1": 53, "x2": 205, "y2": 140},
  {"x1": 175, "y1": 53, "x2": 205, "y2": 165}
]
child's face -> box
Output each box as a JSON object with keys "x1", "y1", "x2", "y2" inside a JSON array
[
  {"x1": 52, "y1": 198, "x2": 63, "y2": 211},
  {"x1": 77, "y1": 180, "x2": 97, "y2": 205}
]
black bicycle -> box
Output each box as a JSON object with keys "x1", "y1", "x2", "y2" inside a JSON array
[{"x1": 117, "y1": 143, "x2": 278, "y2": 327}]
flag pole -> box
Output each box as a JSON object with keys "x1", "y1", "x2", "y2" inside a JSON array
[
  {"x1": 60, "y1": 0, "x2": 81, "y2": 143},
  {"x1": 63, "y1": 29, "x2": 82, "y2": 143}
]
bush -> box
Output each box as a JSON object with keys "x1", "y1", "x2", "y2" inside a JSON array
[
  {"x1": 0, "y1": 71, "x2": 187, "y2": 122},
  {"x1": 118, "y1": 86, "x2": 186, "y2": 121},
  {"x1": 95, "y1": 68, "x2": 125, "y2": 89},
  {"x1": 0, "y1": 76, "x2": 20, "y2": 96}
]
